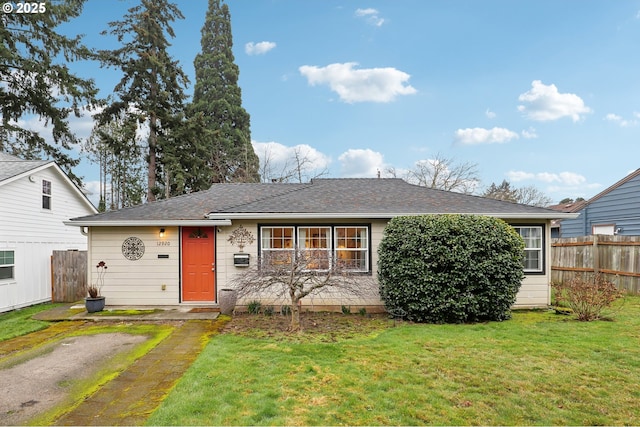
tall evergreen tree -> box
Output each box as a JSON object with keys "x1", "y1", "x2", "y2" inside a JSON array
[
  {"x1": 98, "y1": 0, "x2": 189, "y2": 201},
  {"x1": 0, "y1": 0, "x2": 99, "y2": 184},
  {"x1": 158, "y1": 112, "x2": 213, "y2": 197},
  {"x1": 84, "y1": 116, "x2": 145, "y2": 211},
  {"x1": 190, "y1": 0, "x2": 260, "y2": 183}
]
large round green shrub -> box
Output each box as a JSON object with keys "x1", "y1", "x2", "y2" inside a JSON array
[{"x1": 378, "y1": 215, "x2": 525, "y2": 323}]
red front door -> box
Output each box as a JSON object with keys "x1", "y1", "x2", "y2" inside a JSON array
[{"x1": 182, "y1": 227, "x2": 215, "y2": 301}]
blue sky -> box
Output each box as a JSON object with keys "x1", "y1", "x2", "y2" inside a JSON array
[{"x1": 34, "y1": 0, "x2": 640, "y2": 205}]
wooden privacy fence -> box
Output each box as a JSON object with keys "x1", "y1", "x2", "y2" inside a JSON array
[
  {"x1": 551, "y1": 235, "x2": 640, "y2": 294},
  {"x1": 51, "y1": 250, "x2": 88, "y2": 302}
]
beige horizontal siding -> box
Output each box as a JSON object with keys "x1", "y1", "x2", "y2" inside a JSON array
[
  {"x1": 88, "y1": 218, "x2": 553, "y2": 309},
  {"x1": 89, "y1": 226, "x2": 180, "y2": 305}
]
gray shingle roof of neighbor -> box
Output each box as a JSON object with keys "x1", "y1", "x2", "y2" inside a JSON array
[
  {"x1": 68, "y1": 178, "x2": 577, "y2": 225},
  {"x1": 0, "y1": 152, "x2": 51, "y2": 182}
]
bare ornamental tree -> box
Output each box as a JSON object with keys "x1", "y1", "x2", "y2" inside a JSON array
[{"x1": 231, "y1": 246, "x2": 376, "y2": 331}]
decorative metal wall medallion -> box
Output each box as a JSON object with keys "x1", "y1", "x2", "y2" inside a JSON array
[
  {"x1": 227, "y1": 225, "x2": 255, "y2": 252},
  {"x1": 122, "y1": 236, "x2": 145, "y2": 260}
]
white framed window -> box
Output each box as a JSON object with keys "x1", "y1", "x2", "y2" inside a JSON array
[
  {"x1": 259, "y1": 225, "x2": 370, "y2": 273},
  {"x1": 42, "y1": 179, "x2": 51, "y2": 210},
  {"x1": 0, "y1": 250, "x2": 15, "y2": 281},
  {"x1": 514, "y1": 226, "x2": 543, "y2": 273},
  {"x1": 592, "y1": 224, "x2": 615, "y2": 235},
  {"x1": 335, "y1": 226, "x2": 369, "y2": 272},
  {"x1": 298, "y1": 227, "x2": 331, "y2": 270},
  {"x1": 260, "y1": 226, "x2": 295, "y2": 266}
]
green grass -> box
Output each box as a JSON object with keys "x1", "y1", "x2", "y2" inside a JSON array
[
  {"x1": 148, "y1": 297, "x2": 640, "y2": 426},
  {"x1": 0, "y1": 303, "x2": 60, "y2": 341},
  {"x1": 91, "y1": 308, "x2": 164, "y2": 316}
]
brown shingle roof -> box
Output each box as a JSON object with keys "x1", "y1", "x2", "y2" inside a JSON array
[{"x1": 69, "y1": 178, "x2": 572, "y2": 224}]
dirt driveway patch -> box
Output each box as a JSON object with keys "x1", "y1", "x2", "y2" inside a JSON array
[{"x1": 0, "y1": 333, "x2": 147, "y2": 426}]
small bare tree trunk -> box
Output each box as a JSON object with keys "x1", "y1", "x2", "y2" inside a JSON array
[{"x1": 290, "y1": 299, "x2": 301, "y2": 331}]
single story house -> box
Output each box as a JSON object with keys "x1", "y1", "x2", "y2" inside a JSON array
[
  {"x1": 66, "y1": 178, "x2": 577, "y2": 311},
  {"x1": 0, "y1": 152, "x2": 97, "y2": 313},
  {"x1": 558, "y1": 168, "x2": 640, "y2": 237}
]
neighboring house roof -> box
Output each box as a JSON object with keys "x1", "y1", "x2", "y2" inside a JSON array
[
  {"x1": 568, "y1": 168, "x2": 640, "y2": 213},
  {"x1": 548, "y1": 201, "x2": 587, "y2": 230},
  {"x1": 0, "y1": 152, "x2": 51, "y2": 183},
  {"x1": 67, "y1": 178, "x2": 577, "y2": 226},
  {"x1": 547, "y1": 201, "x2": 587, "y2": 213},
  {"x1": 0, "y1": 152, "x2": 97, "y2": 213}
]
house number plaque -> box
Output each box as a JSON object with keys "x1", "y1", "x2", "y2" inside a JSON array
[{"x1": 122, "y1": 236, "x2": 145, "y2": 261}]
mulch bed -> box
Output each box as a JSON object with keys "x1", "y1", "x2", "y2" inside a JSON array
[{"x1": 221, "y1": 311, "x2": 400, "y2": 342}]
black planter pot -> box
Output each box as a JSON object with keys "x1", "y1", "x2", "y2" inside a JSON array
[{"x1": 85, "y1": 296, "x2": 106, "y2": 313}]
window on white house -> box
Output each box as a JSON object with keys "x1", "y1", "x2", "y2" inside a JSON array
[
  {"x1": 42, "y1": 180, "x2": 51, "y2": 210},
  {"x1": 514, "y1": 226, "x2": 543, "y2": 273},
  {"x1": 335, "y1": 226, "x2": 369, "y2": 272},
  {"x1": 260, "y1": 226, "x2": 295, "y2": 266},
  {"x1": 0, "y1": 250, "x2": 15, "y2": 280}
]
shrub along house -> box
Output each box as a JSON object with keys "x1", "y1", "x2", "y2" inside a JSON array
[{"x1": 66, "y1": 178, "x2": 577, "y2": 311}]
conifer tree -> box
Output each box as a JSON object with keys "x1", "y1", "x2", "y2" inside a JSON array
[
  {"x1": 190, "y1": 0, "x2": 260, "y2": 183},
  {"x1": 0, "y1": 0, "x2": 99, "y2": 184},
  {"x1": 98, "y1": 0, "x2": 189, "y2": 201}
]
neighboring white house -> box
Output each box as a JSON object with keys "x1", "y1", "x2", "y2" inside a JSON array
[
  {"x1": 0, "y1": 152, "x2": 97, "y2": 313},
  {"x1": 66, "y1": 178, "x2": 578, "y2": 311}
]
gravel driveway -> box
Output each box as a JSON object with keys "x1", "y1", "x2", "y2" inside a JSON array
[{"x1": 0, "y1": 333, "x2": 147, "y2": 426}]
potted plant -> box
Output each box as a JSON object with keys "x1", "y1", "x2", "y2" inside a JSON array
[{"x1": 85, "y1": 260, "x2": 107, "y2": 313}]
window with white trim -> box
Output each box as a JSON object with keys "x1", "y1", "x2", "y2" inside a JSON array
[
  {"x1": 260, "y1": 226, "x2": 295, "y2": 266},
  {"x1": 0, "y1": 250, "x2": 15, "y2": 281},
  {"x1": 259, "y1": 225, "x2": 370, "y2": 272},
  {"x1": 298, "y1": 227, "x2": 331, "y2": 270},
  {"x1": 335, "y1": 226, "x2": 369, "y2": 272},
  {"x1": 514, "y1": 226, "x2": 543, "y2": 273},
  {"x1": 42, "y1": 180, "x2": 51, "y2": 210},
  {"x1": 592, "y1": 224, "x2": 615, "y2": 235}
]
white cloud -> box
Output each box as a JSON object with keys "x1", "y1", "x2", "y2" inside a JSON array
[
  {"x1": 521, "y1": 127, "x2": 538, "y2": 139},
  {"x1": 517, "y1": 80, "x2": 591, "y2": 122},
  {"x1": 299, "y1": 62, "x2": 417, "y2": 103},
  {"x1": 485, "y1": 109, "x2": 496, "y2": 119},
  {"x1": 506, "y1": 171, "x2": 535, "y2": 182},
  {"x1": 453, "y1": 127, "x2": 519, "y2": 145},
  {"x1": 605, "y1": 112, "x2": 637, "y2": 127},
  {"x1": 338, "y1": 148, "x2": 385, "y2": 177},
  {"x1": 507, "y1": 170, "x2": 587, "y2": 186},
  {"x1": 245, "y1": 41, "x2": 276, "y2": 56},
  {"x1": 355, "y1": 8, "x2": 385, "y2": 27}
]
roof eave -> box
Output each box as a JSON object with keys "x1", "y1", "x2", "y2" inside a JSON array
[
  {"x1": 64, "y1": 219, "x2": 232, "y2": 227},
  {"x1": 205, "y1": 212, "x2": 579, "y2": 220}
]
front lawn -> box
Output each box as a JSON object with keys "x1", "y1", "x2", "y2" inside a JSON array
[
  {"x1": 0, "y1": 303, "x2": 59, "y2": 341},
  {"x1": 148, "y1": 298, "x2": 640, "y2": 426}
]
